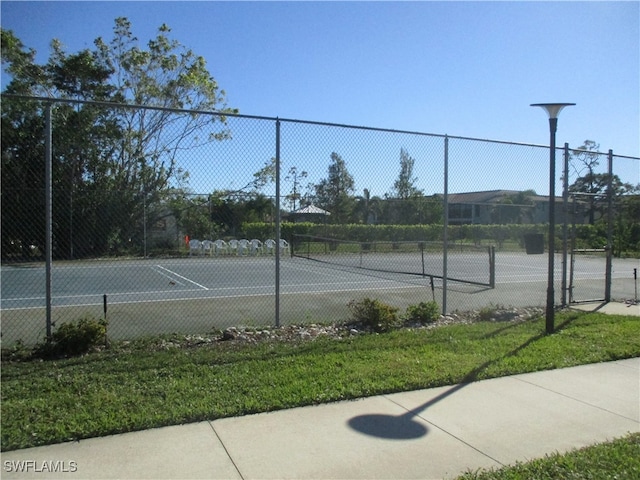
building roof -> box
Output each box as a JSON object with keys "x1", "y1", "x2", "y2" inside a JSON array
[
  {"x1": 445, "y1": 190, "x2": 556, "y2": 204},
  {"x1": 291, "y1": 204, "x2": 331, "y2": 215}
]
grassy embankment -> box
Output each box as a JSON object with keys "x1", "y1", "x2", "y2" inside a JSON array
[{"x1": 2, "y1": 310, "x2": 639, "y2": 452}]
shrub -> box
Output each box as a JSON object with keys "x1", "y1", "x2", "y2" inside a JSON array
[
  {"x1": 34, "y1": 316, "x2": 107, "y2": 358},
  {"x1": 1, "y1": 339, "x2": 32, "y2": 362},
  {"x1": 405, "y1": 301, "x2": 440, "y2": 325},
  {"x1": 478, "y1": 303, "x2": 505, "y2": 322},
  {"x1": 347, "y1": 297, "x2": 399, "y2": 333}
]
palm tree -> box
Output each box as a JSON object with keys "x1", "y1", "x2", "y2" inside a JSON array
[{"x1": 354, "y1": 188, "x2": 381, "y2": 224}]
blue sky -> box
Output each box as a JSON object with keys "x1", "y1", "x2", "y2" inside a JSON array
[{"x1": 2, "y1": 1, "x2": 639, "y2": 197}]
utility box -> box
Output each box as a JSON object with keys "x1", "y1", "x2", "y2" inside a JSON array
[{"x1": 524, "y1": 233, "x2": 544, "y2": 254}]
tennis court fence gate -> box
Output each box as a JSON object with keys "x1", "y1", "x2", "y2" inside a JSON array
[{"x1": 2, "y1": 95, "x2": 639, "y2": 345}]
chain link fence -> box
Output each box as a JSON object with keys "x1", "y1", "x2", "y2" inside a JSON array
[{"x1": 2, "y1": 95, "x2": 639, "y2": 345}]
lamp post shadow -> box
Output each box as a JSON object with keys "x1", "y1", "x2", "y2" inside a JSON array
[
  {"x1": 347, "y1": 382, "x2": 467, "y2": 440},
  {"x1": 347, "y1": 315, "x2": 577, "y2": 440}
]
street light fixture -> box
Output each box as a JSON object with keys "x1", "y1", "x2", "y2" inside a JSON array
[{"x1": 530, "y1": 103, "x2": 575, "y2": 334}]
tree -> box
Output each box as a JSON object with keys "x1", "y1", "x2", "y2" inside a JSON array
[
  {"x1": 314, "y1": 152, "x2": 355, "y2": 224},
  {"x1": 91, "y1": 18, "x2": 237, "y2": 252},
  {"x1": 1, "y1": 29, "x2": 47, "y2": 94},
  {"x1": 1, "y1": 31, "x2": 43, "y2": 257},
  {"x1": 569, "y1": 140, "x2": 603, "y2": 224},
  {"x1": 353, "y1": 188, "x2": 382, "y2": 224},
  {"x1": 492, "y1": 190, "x2": 536, "y2": 224},
  {"x1": 391, "y1": 148, "x2": 421, "y2": 200},
  {"x1": 386, "y1": 148, "x2": 425, "y2": 224},
  {"x1": 207, "y1": 191, "x2": 236, "y2": 233},
  {"x1": 614, "y1": 186, "x2": 640, "y2": 255},
  {"x1": 570, "y1": 140, "x2": 600, "y2": 176},
  {"x1": 567, "y1": 140, "x2": 639, "y2": 255},
  {"x1": 570, "y1": 173, "x2": 634, "y2": 224},
  {"x1": 169, "y1": 192, "x2": 214, "y2": 241},
  {"x1": 1, "y1": 19, "x2": 237, "y2": 258},
  {"x1": 1, "y1": 97, "x2": 46, "y2": 258},
  {"x1": 284, "y1": 166, "x2": 308, "y2": 211},
  {"x1": 568, "y1": 140, "x2": 637, "y2": 226},
  {"x1": 2, "y1": 29, "x2": 119, "y2": 258}
]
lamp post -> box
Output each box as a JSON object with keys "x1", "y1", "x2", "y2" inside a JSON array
[{"x1": 531, "y1": 103, "x2": 575, "y2": 334}]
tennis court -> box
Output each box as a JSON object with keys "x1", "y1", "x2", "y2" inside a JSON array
[{"x1": 1, "y1": 252, "x2": 637, "y2": 345}]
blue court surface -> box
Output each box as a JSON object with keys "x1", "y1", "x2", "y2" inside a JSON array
[{"x1": 1, "y1": 253, "x2": 637, "y2": 344}]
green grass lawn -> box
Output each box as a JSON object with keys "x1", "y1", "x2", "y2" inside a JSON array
[
  {"x1": 2, "y1": 311, "x2": 639, "y2": 452},
  {"x1": 457, "y1": 432, "x2": 640, "y2": 480}
]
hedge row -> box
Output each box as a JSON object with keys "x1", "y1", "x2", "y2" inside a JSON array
[{"x1": 240, "y1": 221, "x2": 639, "y2": 255}]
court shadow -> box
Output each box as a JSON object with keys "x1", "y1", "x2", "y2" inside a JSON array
[
  {"x1": 568, "y1": 301, "x2": 608, "y2": 313},
  {"x1": 441, "y1": 284, "x2": 493, "y2": 295}
]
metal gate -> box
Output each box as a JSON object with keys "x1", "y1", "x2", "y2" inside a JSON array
[{"x1": 568, "y1": 248, "x2": 608, "y2": 303}]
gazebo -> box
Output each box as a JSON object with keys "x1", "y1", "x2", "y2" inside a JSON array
[{"x1": 290, "y1": 204, "x2": 331, "y2": 223}]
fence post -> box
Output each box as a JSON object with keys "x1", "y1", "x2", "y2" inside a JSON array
[
  {"x1": 489, "y1": 245, "x2": 496, "y2": 289},
  {"x1": 143, "y1": 193, "x2": 147, "y2": 258},
  {"x1": 275, "y1": 118, "x2": 281, "y2": 327},
  {"x1": 45, "y1": 102, "x2": 53, "y2": 340},
  {"x1": 442, "y1": 135, "x2": 449, "y2": 315},
  {"x1": 605, "y1": 149, "x2": 614, "y2": 302},
  {"x1": 561, "y1": 143, "x2": 569, "y2": 307}
]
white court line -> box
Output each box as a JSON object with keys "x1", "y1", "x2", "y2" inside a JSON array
[
  {"x1": 155, "y1": 265, "x2": 209, "y2": 290},
  {"x1": 150, "y1": 265, "x2": 186, "y2": 286},
  {"x1": 1, "y1": 275, "x2": 405, "y2": 310},
  {"x1": 1, "y1": 267, "x2": 212, "y2": 306},
  {"x1": 497, "y1": 262, "x2": 548, "y2": 271},
  {"x1": 0, "y1": 288, "x2": 207, "y2": 310},
  {"x1": 1, "y1": 283, "x2": 430, "y2": 311},
  {"x1": 0, "y1": 276, "x2": 424, "y2": 311}
]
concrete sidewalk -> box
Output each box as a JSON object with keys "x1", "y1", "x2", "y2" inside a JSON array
[
  {"x1": 2, "y1": 358, "x2": 638, "y2": 480},
  {"x1": 569, "y1": 299, "x2": 639, "y2": 316}
]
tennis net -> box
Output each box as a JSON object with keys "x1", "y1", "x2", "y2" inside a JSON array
[{"x1": 291, "y1": 234, "x2": 496, "y2": 288}]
